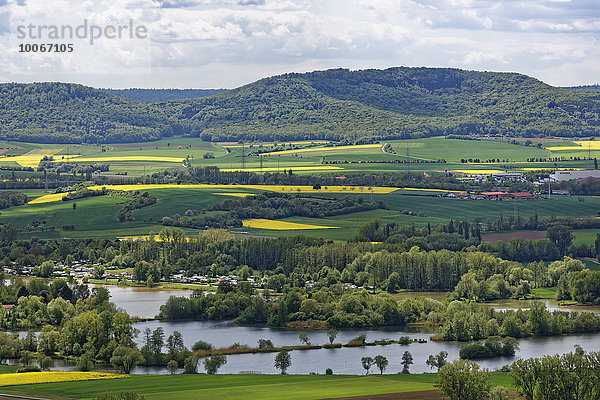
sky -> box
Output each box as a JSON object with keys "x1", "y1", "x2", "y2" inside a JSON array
[{"x1": 0, "y1": 0, "x2": 599, "y2": 88}]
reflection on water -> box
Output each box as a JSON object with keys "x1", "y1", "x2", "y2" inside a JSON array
[
  {"x1": 128, "y1": 320, "x2": 599, "y2": 375},
  {"x1": 5, "y1": 287, "x2": 600, "y2": 375},
  {"x1": 486, "y1": 299, "x2": 600, "y2": 315},
  {"x1": 90, "y1": 284, "x2": 194, "y2": 319}
]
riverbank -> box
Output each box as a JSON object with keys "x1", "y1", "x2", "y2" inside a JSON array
[{"x1": 0, "y1": 372, "x2": 514, "y2": 400}]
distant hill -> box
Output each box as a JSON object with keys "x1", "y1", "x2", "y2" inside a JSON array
[
  {"x1": 565, "y1": 85, "x2": 600, "y2": 92},
  {"x1": 178, "y1": 67, "x2": 600, "y2": 141},
  {"x1": 101, "y1": 88, "x2": 227, "y2": 102},
  {"x1": 2, "y1": 67, "x2": 600, "y2": 143}
]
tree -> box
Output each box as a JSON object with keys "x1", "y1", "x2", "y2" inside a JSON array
[
  {"x1": 257, "y1": 339, "x2": 274, "y2": 349},
  {"x1": 361, "y1": 356, "x2": 373, "y2": 375},
  {"x1": 274, "y1": 350, "x2": 291, "y2": 374},
  {"x1": 299, "y1": 332, "x2": 310, "y2": 345},
  {"x1": 110, "y1": 346, "x2": 144, "y2": 374},
  {"x1": 374, "y1": 355, "x2": 388, "y2": 374},
  {"x1": 77, "y1": 353, "x2": 94, "y2": 371},
  {"x1": 401, "y1": 351, "x2": 413, "y2": 374},
  {"x1": 426, "y1": 351, "x2": 448, "y2": 372},
  {"x1": 510, "y1": 358, "x2": 538, "y2": 400},
  {"x1": 547, "y1": 225, "x2": 573, "y2": 257},
  {"x1": 183, "y1": 355, "x2": 198, "y2": 374},
  {"x1": 167, "y1": 360, "x2": 178, "y2": 374},
  {"x1": 38, "y1": 355, "x2": 53, "y2": 371},
  {"x1": 435, "y1": 360, "x2": 491, "y2": 400},
  {"x1": 203, "y1": 354, "x2": 227, "y2": 375},
  {"x1": 327, "y1": 329, "x2": 338, "y2": 344},
  {"x1": 73, "y1": 202, "x2": 77, "y2": 210}
]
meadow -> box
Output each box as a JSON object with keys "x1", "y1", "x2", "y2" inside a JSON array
[
  {"x1": 0, "y1": 372, "x2": 513, "y2": 400},
  {"x1": 5, "y1": 184, "x2": 599, "y2": 241},
  {"x1": 3, "y1": 136, "x2": 600, "y2": 241},
  {"x1": 1, "y1": 136, "x2": 595, "y2": 177}
]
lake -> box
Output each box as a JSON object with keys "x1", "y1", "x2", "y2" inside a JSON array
[{"x1": 9, "y1": 285, "x2": 600, "y2": 375}]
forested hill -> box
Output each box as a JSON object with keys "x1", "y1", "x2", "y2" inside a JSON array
[
  {"x1": 102, "y1": 88, "x2": 227, "y2": 102},
  {"x1": 0, "y1": 82, "x2": 182, "y2": 143},
  {"x1": 182, "y1": 68, "x2": 600, "y2": 141},
  {"x1": 2, "y1": 67, "x2": 600, "y2": 143}
]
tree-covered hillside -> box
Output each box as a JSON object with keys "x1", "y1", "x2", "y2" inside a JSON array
[
  {"x1": 0, "y1": 82, "x2": 184, "y2": 143},
  {"x1": 2, "y1": 67, "x2": 600, "y2": 143},
  {"x1": 102, "y1": 88, "x2": 227, "y2": 102},
  {"x1": 183, "y1": 68, "x2": 600, "y2": 141}
]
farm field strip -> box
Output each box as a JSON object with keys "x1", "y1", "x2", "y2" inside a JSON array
[
  {"x1": 220, "y1": 166, "x2": 343, "y2": 172},
  {"x1": 449, "y1": 169, "x2": 507, "y2": 174},
  {"x1": 221, "y1": 141, "x2": 331, "y2": 148},
  {"x1": 28, "y1": 184, "x2": 400, "y2": 204},
  {"x1": 0, "y1": 148, "x2": 63, "y2": 168},
  {"x1": 0, "y1": 371, "x2": 126, "y2": 386},
  {"x1": 546, "y1": 140, "x2": 600, "y2": 151},
  {"x1": 0, "y1": 373, "x2": 514, "y2": 400},
  {"x1": 262, "y1": 144, "x2": 382, "y2": 155},
  {"x1": 58, "y1": 156, "x2": 185, "y2": 163},
  {"x1": 212, "y1": 193, "x2": 255, "y2": 197},
  {"x1": 242, "y1": 219, "x2": 340, "y2": 230}
]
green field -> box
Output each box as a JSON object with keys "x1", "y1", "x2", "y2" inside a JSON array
[
  {"x1": 0, "y1": 373, "x2": 513, "y2": 400},
  {"x1": 3, "y1": 184, "x2": 600, "y2": 240},
  {"x1": 0, "y1": 365, "x2": 18, "y2": 374},
  {"x1": 1, "y1": 137, "x2": 596, "y2": 178}
]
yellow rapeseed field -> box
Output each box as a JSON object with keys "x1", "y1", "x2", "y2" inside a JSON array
[
  {"x1": 28, "y1": 184, "x2": 399, "y2": 204},
  {"x1": 262, "y1": 144, "x2": 382, "y2": 156},
  {"x1": 243, "y1": 219, "x2": 340, "y2": 230},
  {"x1": 212, "y1": 193, "x2": 255, "y2": 197},
  {"x1": 0, "y1": 148, "x2": 63, "y2": 168},
  {"x1": 57, "y1": 156, "x2": 185, "y2": 163},
  {"x1": 222, "y1": 141, "x2": 330, "y2": 148},
  {"x1": 117, "y1": 235, "x2": 194, "y2": 242},
  {"x1": 546, "y1": 141, "x2": 600, "y2": 151},
  {"x1": 0, "y1": 371, "x2": 127, "y2": 386},
  {"x1": 28, "y1": 192, "x2": 69, "y2": 204},
  {"x1": 402, "y1": 187, "x2": 467, "y2": 193},
  {"x1": 220, "y1": 166, "x2": 343, "y2": 172},
  {"x1": 517, "y1": 167, "x2": 586, "y2": 172},
  {"x1": 450, "y1": 169, "x2": 507, "y2": 174}
]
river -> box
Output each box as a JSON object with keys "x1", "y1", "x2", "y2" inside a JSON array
[{"x1": 9, "y1": 285, "x2": 600, "y2": 375}]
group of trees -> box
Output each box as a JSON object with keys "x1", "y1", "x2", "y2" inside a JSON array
[
  {"x1": 162, "y1": 193, "x2": 384, "y2": 230},
  {"x1": 159, "y1": 288, "x2": 441, "y2": 328},
  {"x1": 0, "y1": 286, "x2": 145, "y2": 374},
  {"x1": 0, "y1": 191, "x2": 27, "y2": 209},
  {"x1": 439, "y1": 301, "x2": 600, "y2": 341},
  {"x1": 511, "y1": 348, "x2": 600, "y2": 400}
]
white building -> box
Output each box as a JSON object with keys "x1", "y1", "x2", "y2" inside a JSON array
[{"x1": 550, "y1": 170, "x2": 600, "y2": 182}]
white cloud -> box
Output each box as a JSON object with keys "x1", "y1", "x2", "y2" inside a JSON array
[{"x1": 0, "y1": 0, "x2": 598, "y2": 87}]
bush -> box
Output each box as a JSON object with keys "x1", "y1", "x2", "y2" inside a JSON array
[
  {"x1": 191, "y1": 341, "x2": 213, "y2": 351},
  {"x1": 325, "y1": 368, "x2": 333, "y2": 375},
  {"x1": 17, "y1": 366, "x2": 41, "y2": 373},
  {"x1": 398, "y1": 336, "x2": 411, "y2": 345}
]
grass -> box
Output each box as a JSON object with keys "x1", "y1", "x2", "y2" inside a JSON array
[
  {"x1": 1, "y1": 137, "x2": 597, "y2": 177},
  {"x1": 6, "y1": 185, "x2": 600, "y2": 241},
  {"x1": 0, "y1": 373, "x2": 513, "y2": 400},
  {"x1": 530, "y1": 287, "x2": 557, "y2": 299},
  {"x1": 0, "y1": 365, "x2": 18, "y2": 374}
]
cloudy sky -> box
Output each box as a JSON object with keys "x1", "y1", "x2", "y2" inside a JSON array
[{"x1": 0, "y1": 0, "x2": 598, "y2": 88}]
